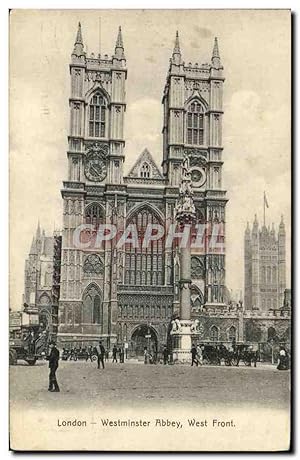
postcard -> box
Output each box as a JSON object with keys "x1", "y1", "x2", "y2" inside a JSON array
[{"x1": 9, "y1": 9, "x2": 291, "y2": 451}]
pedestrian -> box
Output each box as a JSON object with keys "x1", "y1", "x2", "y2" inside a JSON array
[
  {"x1": 277, "y1": 346, "x2": 289, "y2": 370},
  {"x1": 97, "y1": 341, "x2": 105, "y2": 369},
  {"x1": 120, "y1": 346, "x2": 125, "y2": 363},
  {"x1": 112, "y1": 344, "x2": 118, "y2": 363},
  {"x1": 144, "y1": 346, "x2": 148, "y2": 364},
  {"x1": 118, "y1": 347, "x2": 122, "y2": 362},
  {"x1": 196, "y1": 344, "x2": 203, "y2": 366},
  {"x1": 27, "y1": 329, "x2": 35, "y2": 355},
  {"x1": 86, "y1": 346, "x2": 92, "y2": 362},
  {"x1": 163, "y1": 346, "x2": 168, "y2": 365},
  {"x1": 191, "y1": 344, "x2": 198, "y2": 366},
  {"x1": 48, "y1": 341, "x2": 60, "y2": 392}
]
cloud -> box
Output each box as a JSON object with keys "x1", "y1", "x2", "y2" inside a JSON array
[
  {"x1": 193, "y1": 25, "x2": 213, "y2": 38},
  {"x1": 190, "y1": 41, "x2": 201, "y2": 49}
]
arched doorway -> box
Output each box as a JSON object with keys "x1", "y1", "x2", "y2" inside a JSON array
[{"x1": 130, "y1": 325, "x2": 158, "y2": 359}]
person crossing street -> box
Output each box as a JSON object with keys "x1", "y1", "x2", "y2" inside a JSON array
[{"x1": 48, "y1": 342, "x2": 60, "y2": 392}]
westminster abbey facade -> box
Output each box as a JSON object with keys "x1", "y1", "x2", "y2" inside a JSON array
[{"x1": 57, "y1": 23, "x2": 228, "y2": 355}]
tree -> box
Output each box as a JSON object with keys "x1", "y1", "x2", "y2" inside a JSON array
[{"x1": 245, "y1": 320, "x2": 262, "y2": 342}]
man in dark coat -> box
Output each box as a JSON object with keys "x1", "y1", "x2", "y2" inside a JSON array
[
  {"x1": 48, "y1": 342, "x2": 60, "y2": 392},
  {"x1": 97, "y1": 341, "x2": 105, "y2": 369},
  {"x1": 191, "y1": 344, "x2": 198, "y2": 367},
  {"x1": 119, "y1": 346, "x2": 125, "y2": 363},
  {"x1": 163, "y1": 346, "x2": 169, "y2": 365},
  {"x1": 112, "y1": 345, "x2": 118, "y2": 363}
]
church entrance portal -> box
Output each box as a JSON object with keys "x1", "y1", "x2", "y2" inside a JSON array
[{"x1": 130, "y1": 325, "x2": 158, "y2": 359}]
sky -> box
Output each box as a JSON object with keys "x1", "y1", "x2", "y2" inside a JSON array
[{"x1": 10, "y1": 9, "x2": 291, "y2": 309}]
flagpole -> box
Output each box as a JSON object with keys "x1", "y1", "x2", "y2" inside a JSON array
[{"x1": 98, "y1": 17, "x2": 101, "y2": 57}]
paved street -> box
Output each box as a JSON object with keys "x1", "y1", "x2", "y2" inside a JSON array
[{"x1": 10, "y1": 359, "x2": 290, "y2": 411}]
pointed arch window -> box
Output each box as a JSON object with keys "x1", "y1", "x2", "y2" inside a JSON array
[
  {"x1": 83, "y1": 284, "x2": 103, "y2": 325},
  {"x1": 88, "y1": 92, "x2": 106, "y2": 138},
  {"x1": 191, "y1": 256, "x2": 204, "y2": 278},
  {"x1": 125, "y1": 207, "x2": 164, "y2": 286},
  {"x1": 228, "y1": 326, "x2": 236, "y2": 342},
  {"x1": 85, "y1": 203, "x2": 104, "y2": 228},
  {"x1": 187, "y1": 101, "x2": 205, "y2": 145},
  {"x1": 93, "y1": 295, "x2": 101, "y2": 324},
  {"x1": 210, "y1": 325, "x2": 219, "y2": 342},
  {"x1": 140, "y1": 162, "x2": 151, "y2": 178}
]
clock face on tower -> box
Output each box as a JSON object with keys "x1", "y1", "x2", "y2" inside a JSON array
[
  {"x1": 84, "y1": 143, "x2": 108, "y2": 182},
  {"x1": 190, "y1": 166, "x2": 206, "y2": 188}
]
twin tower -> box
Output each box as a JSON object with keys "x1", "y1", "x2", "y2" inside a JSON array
[
  {"x1": 58, "y1": 23, "x2": 227, "y2": 347},
  {"x1": 67, "y1": 23, "x2": 225, "y2": 188}
]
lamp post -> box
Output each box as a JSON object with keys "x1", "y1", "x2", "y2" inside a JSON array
[{"x1": 270, "y1": 338, "x2": 275, "y2": 365}]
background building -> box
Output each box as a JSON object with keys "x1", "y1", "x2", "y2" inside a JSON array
[
  {"x1": 23, "y1": 224, "x2": 61, "y2": 335},
  {"x1": 244, "y1": 216, "x2": 286, "y2": 311}
]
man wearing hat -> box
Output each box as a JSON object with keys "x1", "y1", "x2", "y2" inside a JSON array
[
  {"x1": 48, "y1": 341, "x2": 60, "y2": 392},
  {"x1": 96, "y1": 340, "x2": 106, "y2": 369}
]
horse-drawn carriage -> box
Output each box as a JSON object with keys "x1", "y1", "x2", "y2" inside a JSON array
[
  {"x1": 61, "y1": 347, "x2": 98, "y2": 361},
  {"x1": 201, "y1": 343, "x2": 259, "y2": 367}
]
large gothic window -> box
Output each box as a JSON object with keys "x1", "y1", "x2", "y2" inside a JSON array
[
  {"x1": 82, "y1": 203, "x2": 104, "y2": 247},
  {"x1": 191, "y1": 257, "x2": 205, "y2": 278},
  {"x1": 186, "y1": 101, "x2": 205, "y2": 145},
  {"x1": 83, "y1": 284, "x2": 103, "y2": 325},
  {"x1": 88, "y1": 92, "x2": 106, "y2": 138},
  {"x1": 85, "y1": 203, "x2": 104, "y2": 228},
  {"x1": 125, "y1": 207, "x2": 164, "y2": 286},
  {"x1": 93, "y1": 295, "x2": 101, "y2": 324}
]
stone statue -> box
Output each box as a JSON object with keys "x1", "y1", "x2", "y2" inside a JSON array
[
  {"x1": 190, "y1": 319, "x2": 200, "y2": 333},
  {"x1": 181, "y1": 153, "x2": 190, "y2": 181},
  {"x1": 175, "y1": 153, "x2": 196, "y2": 223},
  {"x1": 171, "y1": 318, "x2": 182, "y2": 333}
]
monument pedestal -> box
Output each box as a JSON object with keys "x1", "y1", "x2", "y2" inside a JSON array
[{"x1": 171, "y1": 320, "x2": 193, "y2": 364}]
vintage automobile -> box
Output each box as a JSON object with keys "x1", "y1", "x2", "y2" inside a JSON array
[{"x1": 9, "y1": 325, "x2": 50, "y2": 366}]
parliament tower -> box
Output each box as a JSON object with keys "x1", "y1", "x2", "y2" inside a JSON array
[{"x1": 244, "y1": 216, "x2": 286, "y2": 311}]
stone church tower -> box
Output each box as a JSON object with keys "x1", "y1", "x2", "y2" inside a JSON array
[
  {"x1": 162, "y1": 33, "x2": 227, "y2": 307},
  {"x1": 58, "y1": 25, "x2": 228, "y2": 353},
  {"x1": 59, "y1": 24, "x2": 127, "y2": 344},
  {"x1": 244, "y1": 216, "x2": 286, "y2": 311}
]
